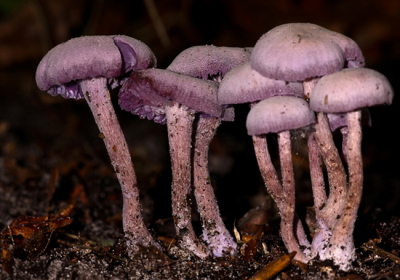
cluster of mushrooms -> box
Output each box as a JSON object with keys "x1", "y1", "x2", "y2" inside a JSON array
[{"x1": 35, "y1": 23, "x2": 393, "y2": 271}]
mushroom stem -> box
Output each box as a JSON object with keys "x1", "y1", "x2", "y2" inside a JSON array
[
  {"x1": 252, "y1": 135, "x2": 283, "y2": 203},
  {"x1": 309, "y1": 132, "x2": 335, "y2": 259},
  {"x1": 278, "y1": 131, "x2": 310, "y2": 262},
  {"x1": 304, "y1": 78, "x2": 329, "y2": 213},
  {"x1": 308, "y1": 131, "x2": 331, "y2": 258},
  {"x1": 252, "y1": 134, "x2": 308, "y2": 263},
  {"x1": 304, "y1": 78, "x2": 328, "y2": 214},
  {"x1": 328, "y1": 110, "x2": 363, "y2": 271},
  {"x1": 303, "y1": 78, "x2": 318, "y2": 101},
  {"x1": 308, "y1": 132, "x2": 327, "y2": 212},
  {"x1": 305, "y1": 77, "x2": 347, "y2": 259},
  {"x1": 80, "y1": 77, "x2": 159, "y2": 251},
  {"x1": 165, "y1": 102, "x2": 210, "y2": 259},
  {"x1": 304, "y1": 79, "x2": 328, "y2": 214},
  {"x1": 313, "y1": 112, "x2": 347, "y2": 230},
  {"x1": 193, "y1": 116, "x2": 237, "y2": 257},
  {"x1": 311, "y1": 112, "x2": 347, "y2": 260},
  {"x1": 340, "y1": 126, "x2": 349, "y2": 165}
]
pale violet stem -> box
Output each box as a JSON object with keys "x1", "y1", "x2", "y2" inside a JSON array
[
  {"x1": 252, "y1": 134, "x2": 309, "y2": 263},
  {"x1": 193, "y1": 116, "x2": 237, "y2": 257},
  {"x1": 278, "y1": 131, "x2": 309, "y2": 263},
  {"x1": 313, "y1": 112, "x2": 347, "y2": 232},
  {"x1": 81, "y1": 77, "x2": 160, "y2": 251},
  {"x1": 328, "y1": 110, "x2": 363, "y2": 271},
  {"x1": 165, "y1": 102, "x2": 210, "y2": 258}
]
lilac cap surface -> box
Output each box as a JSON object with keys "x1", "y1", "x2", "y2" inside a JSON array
[
  {"x1": 119, "y1": 68, "x2": 234, "y2": 123},
  {"x1": 118, "y1": 93, "x2": 168, "y2": 124},
  {"x1": 167, "y1": 45, "x2": 252, "y2": 81},
  {"x1": 310, "y1": 68, "x2": 394, "y2": 113},
  {"x1": 327, "y1": 108, "x2": 372, "y2": 131},
  {"x1": 246, "y1": 96, "x2": 315, "y2": 135},
  {"x1": 327, "y1": 113, "x2": 347, "y2": 131},
  {"x1": 218, "y1": 62, "x2": 304, "y2": 105},
  {"x1": 35, "y1": 35, "x2": 156, "y2": 99},
  {"x1": 251, "y1": 23, "x2": 365, "y2": 81}
]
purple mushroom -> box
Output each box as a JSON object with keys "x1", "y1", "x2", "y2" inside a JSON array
[
  {"x1": 166, "y1": 45, "x2": 251, "y2": 257},
  {"x1": 310, "y1": 68, "x2": 394, "y2": 270},
  {"x1": 250, "y1": 23, "x2": 366, "y2": 258},
  {"x1": 35, "y1": 35, "x2": 160, "y2": 252},
  {"x1": 246, "y1": 96, "x2": 315, "y2": 263},
  {"x1": 119, "y1": 68, "x2": 233, "y2": 258},
  {"x1": 218, "y1": 62, "x2": 312, "y2": 262}
]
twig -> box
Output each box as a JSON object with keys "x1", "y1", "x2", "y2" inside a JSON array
[
  {"x1": 361, "y1": 240, "x2": 400, "y2": 265},
  {"x1": 35, "y1": 229, "x2": 54, "y2": 258},
  {"x1": 247, "y1": 251, "x2": 296, "y2": 280},
  {"x1": 7, "y1": 227, "x2": 15, "y2": 246},
  {"x1": 63, "y1": 232, "x2": 97, "y2": 246},
  {"x1": 142, "y1": 0, "x2": 171, "y2": 47},
  {"x1": 233, "y1": 220, "x2": 243, "y2": 244},
  {"x1": 167, "y1": 235, "x2": 177, "y2": 251}
]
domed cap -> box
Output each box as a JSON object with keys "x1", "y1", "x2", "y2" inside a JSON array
[
  {"x1": 250, "y1": 23, "x2": 365, "y2": 81},
  {"x1": 218, "y1": 62, "x2": 304, "y2": 105},
  {"x1": 119, "y1": 68, "x2": 234, "y2": 124},
  {"x1": 35, "y1": 35, "x2": 156, "y2": 99},
  {"x1": 309, "y1": 68, "x2": 394, "y2": 113},
  {"x1": 167, "y1": 45, "x2": 252, "y2": 81},
  {"x1": 246, "y1": 96, "x2": 316, "y2": 135}
]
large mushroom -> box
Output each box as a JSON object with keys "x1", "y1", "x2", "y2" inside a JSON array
[
  {"x1": 119, "y1": 68, "x2": 233, "y2": 258},
  {"x1": 35, "y1": 35, "x2": 160, "y2": 251},
  {"x1": 310, "y1": 67, "x2": 394, "y2": 270},
  {"x1": 250, "y1": 23, "x2": 365, "y2": 257},
  {"x1": 166, "y1": 45, "x2": 251, "y2": 256},
  {"x1": 246, "y1": 96, "x2": 316, "y2": 263}
]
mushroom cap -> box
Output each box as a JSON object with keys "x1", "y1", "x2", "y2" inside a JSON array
[
  {"x1": 119, "y1": 68, "x2": 234, "y2": 123},
  {"x1": 218, "y1": 62, "x2": 304, "y2": 105},
  {"x1": 246, "y1": 96, "x2": 316, "y2": 135},
  {"x1": 118, "y1": 92, "x2": 168, "y2": 124},
  {"x1": 167, "y1": 45, "x2": 252, "y2": 81},
  {"x1": 327, "y1": 108, "x2": 372, "y2": 131},
  {"x1": 251, "y1": 23, "x2": 365, "y2": 81},
  {"x1": 309, "y1": 68, "x2": 394, "y2": 113},
  {"x1": 114, "y1": 35, "x2": 157, "y2": 73},
  {"x1": 35, "y1": 35, "x2": 156, "y2": 99},
  {"x1": 327, "y1": 113, "x2": 347, "y2": 131}
]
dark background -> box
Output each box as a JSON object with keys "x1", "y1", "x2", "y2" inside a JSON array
[{"x1": 0, "y1": 0, "x2": 399, "y2": 233}]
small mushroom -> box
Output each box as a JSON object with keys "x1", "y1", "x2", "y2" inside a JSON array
[
  {"x1": 246, "y1": 96, "x2": 316, "y2": 263},
  {"x1": 310, "y1": 67, "x2": 394, "y2": 270},
  {"x1": 35, "y1": 35, "x2": 160, "y2": 251},
  {"x1": 218, "y1": 62, "x2": 311, "y2": 260},
  {"x1": 167, "y1": 45, "x2": 251, "y2": 257},
  {"x1": 119, "y1": 68, "x2": 232, "y2": 258}
]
